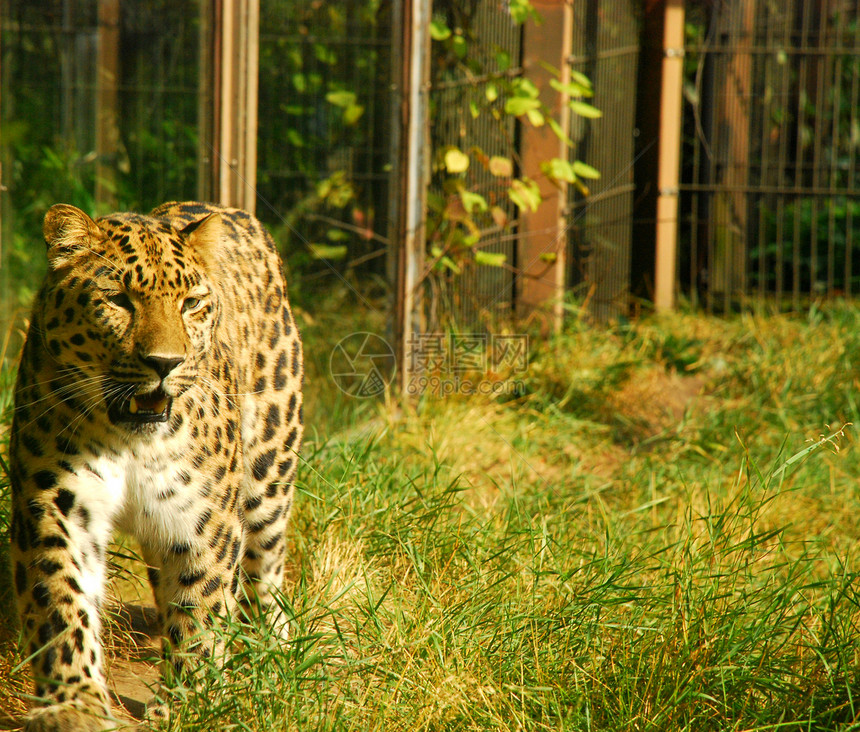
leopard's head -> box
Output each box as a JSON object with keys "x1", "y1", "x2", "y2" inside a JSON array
[{"x1": 38, "y1": 204, "x2": 222, "y2": 432}]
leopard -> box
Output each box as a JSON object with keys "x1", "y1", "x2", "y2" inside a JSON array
[{"x1": 8, "y1": 201, "x2": 303, "y2": 731}]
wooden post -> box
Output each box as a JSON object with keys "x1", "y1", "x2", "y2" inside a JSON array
[
  {"x1": 654, "y1": 0, "x2": 685, "y2": 311},
  {"x1": 200, "y1": 0, "x2": 260, "y2": 212},
  {"x1": 517, "y1": 0, "x2": 573, "y2": 330},
  {"x1": 392, "y1": 0, "x2": 430, "y2": 392},
  {"x1": 96, "y1": 0, "x2": 120, "y2": 211}
]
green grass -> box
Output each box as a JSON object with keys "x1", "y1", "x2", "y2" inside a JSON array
[{"x1": 3, "y1": 299, "x2": 860, "y2": 730}]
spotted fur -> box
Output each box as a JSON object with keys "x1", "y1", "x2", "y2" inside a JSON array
[{"x1": 9, "y1": 202, "x2": 303, "y2": 730}]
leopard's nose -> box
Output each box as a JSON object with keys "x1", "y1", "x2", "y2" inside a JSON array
[{"x1": 142, "y1": 354, "x2": 185, "y2": 379}]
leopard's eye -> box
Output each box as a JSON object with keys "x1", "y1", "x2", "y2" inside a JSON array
[
  {"x1": 106, "y1": 292, "x2": 134, "y2": 311},
  {"x1": 182, "y1": 296, "x2": 204, "y2": 313}
]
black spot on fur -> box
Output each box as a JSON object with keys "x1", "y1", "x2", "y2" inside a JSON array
[
  {"x1": 284, "y1": 427, "x2": 298, "y2": 453},
  {"x1": 244, "y1": 494, "x2": 263, "y2": 512},
  {"x1": 201, "y1": 576, "x2": 221, "y2": 597},
  {"x1": 33, "y1": 581, "x2": 50, "y2": 607},
  {"x1": 54, "y1": 489, "x2": 76, "y2": 516},
  {"x1": 37, "y1": 559, "x2": 63, "y2": 576},
  {"x1": 179, "y1": 568, "x2": 207, "y2": 586},
  {"x1": 57, "y1": 435, "x2": 80, "y2": 455},
  {"x1": 195, "y1": 509, "x2": 213, "y2": 535},
  {"x1": 248, "y1": 506, "x2": 283, "y2": 533},
  {"x1": 273, "y1": 352, "x2": 287, "y2": 390},
  {"x1": 261, "y1": 534, "x2": 281, "y2": 551},
  {"x1": 33, "y1": 470, "x2": 57, "y2": 491},
  {"x1": 291, "y1": 340, "x2": 301, "y2": 376},
  {"x1": 252, "y1": 449, "x2": 276, "y2": 481},
  {"x1": 41, "y1": 647, "x2": 57, "y2": 675},
  {"x1": 38, "y1": 621, "x2": 53, "y2": 645},
  {"x1": 22, "y1": 434, "x2": 43, "y2": 457},
  {"x1": 65, "y1": 576, "x2": 82, "y2": 594},
  {"x1": 15, "y1": 562, "x2": 27, "y2": 594},
  {"x1": 262, "y1": 404, "x2": 280, "y2": 441},
  {"x1": 286, "y1": 393, "x2": 298, "y2": 424}
]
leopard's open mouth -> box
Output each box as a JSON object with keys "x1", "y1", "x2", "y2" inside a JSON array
[{"x1": 109, "y1": 387, "x2": 173, "y2": 424}]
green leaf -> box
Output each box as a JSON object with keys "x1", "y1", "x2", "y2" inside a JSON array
[
  {"x1": 469, "y1": 100, "x2": 479, "y2": 119},
  {"x1": 485, "y1": 82, "x2": 499, "y2": 103},
  {"x1": 452, "y1": 34, "x2": 467, "y2": 59},
  {"x1": 505, "y1": 96, "x2": 541, "y2": 116},
  {"x1": 549, "y1": 78, "x2": 594, "y2": 98},
  {"x1": 539, "y1": 252, "x2": 558, "y2": 263},
  {"x1": 460, "y1": 190, "x2": 488, "y2": 213},
  {"x1": 569, "y1": 100, "x2": 603, "y2": 118},
  {"x1": 508, "y1": 177, "x2": 542, "y2": 213},
  {"x1": 572, "y1": 160, "x2": 601, "y2": 179},
  {"x1": 326, "y1": 228, "x2": 351, "y2": 242},
  {"x1": 508, "y1": 0, "x2": 538, "y2": 24},
  {"x1": 292, "y1": 73, "x2": 307, "y2": 93},
  {"x1": 429, "y1": 18, "x2": 452, "y2": 41},
  {"x1": 548, "y1": 117, "x2": 573, "y2": 147},
  {"x1": 313, "y1": 44, "x2": 336, "y2": 65},
  {"x1": 570, "y1": 70, "x2": 593, "y2": 90},
  {"x1": 526, "y1": 108, "x2": 545, "y2": 127},
  {"x1": 444, "y1": 147, "x2": 470, "y2": 174},
  {"x1": 431, "y1": 246, "x2": 462, "y2": 274},
  {"x1": 475, "y1": 250, "x2": 507, "y2": 267},
  {"x1": 326, "y1": 90, "x2": 357, "y2": 108},
  {"x1": 309, "y1": 244, "x2": 348, "y2": 260},
  {"x1": 540, "y1": 157, "x2": 576, "y2": 183},
  {"x1": 512, "y1": 78, "x2": 540, "y2": 98},
  {"x1": 281, "y1": 104, "x2": 306, "y2": 115},
  {"x1": 343, "y1": 103, "x2": 365, "y2": 125},
  {"x1": 495, "y1": 50, "x2": 512, "y2": 72}
]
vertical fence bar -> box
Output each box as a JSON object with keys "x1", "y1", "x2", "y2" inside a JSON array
[
  {"x1": 392, "y1": 0, "x2": 430, "y2": 391},
  {"x1": 654, "y1": 0, "x2": 685, "y2": 311},
  {"x1": 200, "y1": 0, "x2": 259, "y2": 211},
  {"x1": 96, "y1": 0, "x2": 120, "y2": 211}
]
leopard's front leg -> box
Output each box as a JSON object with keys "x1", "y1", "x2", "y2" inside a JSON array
[
  {"x1": 140, "y1": 502, "x2": 243, "y2": 720},
  {"x1": 10, "y1": 469, "x2": 118, "y2": 732}
]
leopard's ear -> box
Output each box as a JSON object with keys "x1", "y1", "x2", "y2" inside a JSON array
[
  {"x1": 43, "y1": 204, "x2": 104, "y2": 269},
  {"x1": 181, "y1": 213, "x2": 222, "y2": 263}
]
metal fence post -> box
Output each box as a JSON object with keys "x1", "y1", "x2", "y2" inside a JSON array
[
  {"x1": 198, "y1": 0, "x2": 259, "y2": 212},
  {"x1": 391, "y1": 0, "x2": 430, "y2": 392}
]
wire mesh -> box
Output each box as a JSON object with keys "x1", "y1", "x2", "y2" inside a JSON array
[
  {"x1": 681, "y1": 0, "x2": 860, "y2": 311},
  {"x1": 255, "y1": 0, "x2": 393, "y2": 273},
  {"x1": 566, "y1": 0, "x2": 640, "y2": 321},
  {"x1": 428, "y1": 0, "x2": 521, "y2": 330}
]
